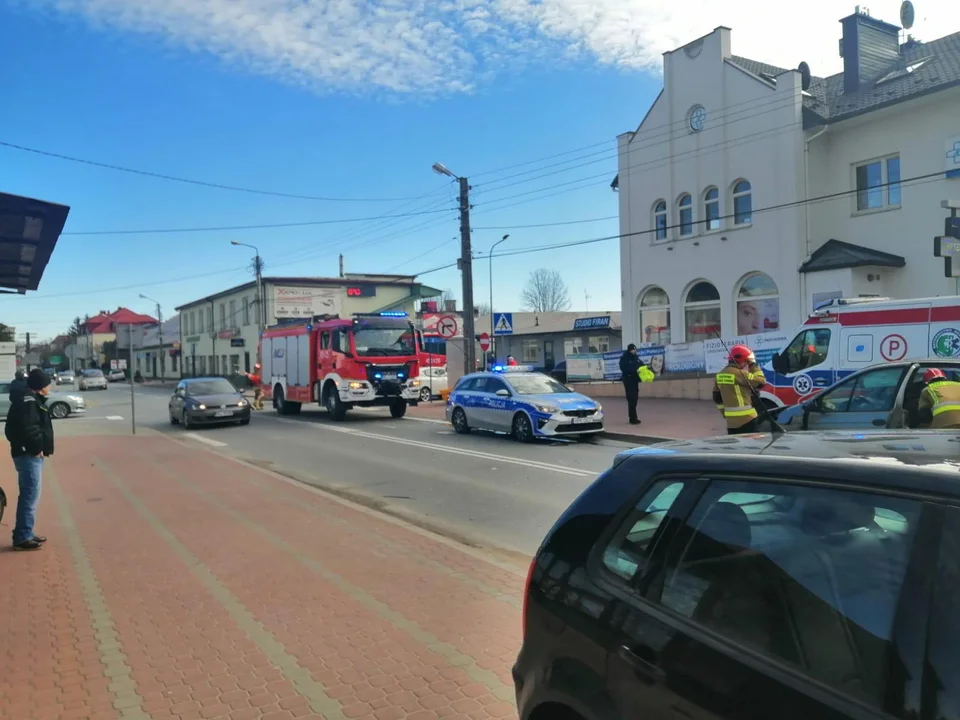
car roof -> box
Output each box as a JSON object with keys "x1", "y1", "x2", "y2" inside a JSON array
[
  {"x1": 458, "y1": 370, "x2": 545, "y2": 381},
  {"x1": 617, "y1": 430, "x2": 960, "y2": 491},
  {"x1": 183, "y1": 376, "x2": 229, "y2": 383}
]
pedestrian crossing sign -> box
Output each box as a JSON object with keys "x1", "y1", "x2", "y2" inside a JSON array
[{"x1": 493, "y1": 312, "x2": 513, "y2": 335}]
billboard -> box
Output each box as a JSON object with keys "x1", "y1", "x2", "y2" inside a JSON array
[{"x1": 273, "y1": 286, "x2": 341, "y2": 319}]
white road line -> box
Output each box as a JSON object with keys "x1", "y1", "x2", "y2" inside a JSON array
[
  {"x1": 406, "y1": 417, "x2": 448, "y2": 425},
  {"x1": 104, "y1": 415, "x2": 124, "y2": 421},
  {"x1": 183, "y1": 433, "x2": 228, "y2": 448},
  {"x1": 274, "y1": 418, "x2": 600, "y2": 477}
]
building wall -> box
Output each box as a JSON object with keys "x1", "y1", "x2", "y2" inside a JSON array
[
  {"x1": 805, "y1": 86, "x2": 960, "y2": 307},
  {"x1": 619, "y1": 27, "x2": 807, "y2": 347}
]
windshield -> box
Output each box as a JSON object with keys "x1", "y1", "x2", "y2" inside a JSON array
[
  {"x1": 84, "y1": 369, "x2": 104, "y2": 378},
  {"x1": 186, "y1": 379, "x2": 238, "y2": 396},
  {"x1": 506, "y1": 374, "x2": 572, "y2": 395},
  {"x1": 353, "y1": 327, "x2": 416, "y2": 357}
]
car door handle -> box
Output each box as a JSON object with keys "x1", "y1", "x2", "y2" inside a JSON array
[
  {"x1": 873, "y1": 419, "x2": 886, "y2": 426},
  {"x1": 618, "y1": 646, "x2": 665, "y2": 683}
]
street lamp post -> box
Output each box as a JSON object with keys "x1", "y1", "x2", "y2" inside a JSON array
[
  {"x1": 139, "y1": 293, "x2": 162, "y2": 379},
  {"x1": 432, "y1": 163, "x2": 476, "y2": 376},
  {"x1": 231, "y1": 241, "x2": 264, "y2": 362},
  {"x1": 489, "y1": 234, "x2": 509, "y2": 365}
]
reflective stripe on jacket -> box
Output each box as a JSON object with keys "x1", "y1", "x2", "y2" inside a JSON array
[
  {"x1": 919, "y1": 380, "x2": 960, "y2": 429},
  {"x1": 713, "y1": 362, "x2": 764, "y2": 429}
]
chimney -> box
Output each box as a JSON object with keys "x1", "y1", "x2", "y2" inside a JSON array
[{"x1": 840, "y1": 7, "x2": 902, "y2": 93}]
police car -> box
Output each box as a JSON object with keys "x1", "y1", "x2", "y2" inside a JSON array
[{"x1": 445, "y1": 365, "x2": 604, "y2": 441}]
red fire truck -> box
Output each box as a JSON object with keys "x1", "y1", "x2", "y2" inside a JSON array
[{"x1": 260, "y1": 311, "x2": 422, "y2": 420}]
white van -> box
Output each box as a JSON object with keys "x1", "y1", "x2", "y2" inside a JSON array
[{"x1": 765, "y1": 296, "x2": 960, "y2": 407}]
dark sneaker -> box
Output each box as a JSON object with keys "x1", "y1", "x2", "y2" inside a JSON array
[
  {"x1": 629, "y1": 419, "x2": 642, "y2": 425},
  {"x1": 32, "y1": 536, "x2": 47, "y2": 544},
  {"x1": 13, "y1": 539, "x2": 42, "y2": 551}
]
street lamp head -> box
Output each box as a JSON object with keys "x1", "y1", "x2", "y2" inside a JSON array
[
  {"x1": 230, "y1": 240, "x2": 241, "y2": 246},
  {"x1": 432, "y1": 162, "x2": 454, "y2": 178},
  {"x1": 502, "y1": 234, "x2": 510, "y2": 241}
]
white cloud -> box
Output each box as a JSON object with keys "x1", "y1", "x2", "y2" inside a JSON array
[{"x1": 35, "y1": 0, "x2": 960, "y2": 93}]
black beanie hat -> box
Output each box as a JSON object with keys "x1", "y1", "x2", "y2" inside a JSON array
[{"x1": 27, "y1": 368, "x2": 50, "y2": 391}]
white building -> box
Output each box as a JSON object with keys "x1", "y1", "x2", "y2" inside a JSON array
[
  {"x1": 131, "y1": 316, "x2": 181, "y2": 381},
  {"x1": 176, "y1": 274, "x2": 440, "y2": 379},
  {"x1": 616, "y1": 8, "x2": 960, "y2": 349}
]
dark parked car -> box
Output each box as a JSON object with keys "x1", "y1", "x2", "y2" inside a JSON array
[
  {"x1": 514, "y1": 430, "x2": 960, "y2": 720},
  {"x1": 168, "y1": 377, "x2": 251, "y2": 429}
]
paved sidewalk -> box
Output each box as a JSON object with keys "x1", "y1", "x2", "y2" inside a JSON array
[
  {"x1": 0, "y1": 435, "x2": 524, "y2": 720},
  {"x1": 410, "y1": 397, "x2": 725, "y2": 441}
]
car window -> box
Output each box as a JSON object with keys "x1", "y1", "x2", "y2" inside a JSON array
[
  {"x1": 186, "y1": 379, "x2": 238, "y2": 395},
  {"x1": 783, "y1": 328, "x2": 831, "y2": 374},
  {"x1": 925, "y1": 505, "x2": 960, "y2": 719},
  {"x1": 484, "y1": 378, "x2": 510, "y2": 395},
  {"x1": 506, "y1": 374, "x2": 572, "y2": 395},
  {"x1": 820, "y1": 367, "x2": 904, "y2": 413},
  {"x1": 658, "y1": 479, "x2": 923, "y2": 709},
  {"x1": 601, "y1": 480, "x2": 687, "y2": 583},
  {"x1": 454, "y1": 377, "x2": 477, "y2": 392},
  {"x1": 84, "y1": 369, "x2": 104, "y2": 377}
]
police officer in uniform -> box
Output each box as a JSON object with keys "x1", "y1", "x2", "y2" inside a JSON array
[
  {"x1": 917, "y1": 368, "x2": 960, "y2": 429},
  {"x1": 713, "y1": 344, "x2": 767, "y2": 434}
]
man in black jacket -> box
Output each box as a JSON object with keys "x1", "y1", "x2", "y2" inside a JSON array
[
  {"x1": 5, "y1": 368, "x2": 54, "y2": 550},
  {"x1": 619, "y1": 343, "x2": 645, "y2": 425}
]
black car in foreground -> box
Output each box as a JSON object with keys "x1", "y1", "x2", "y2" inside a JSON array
[
  {"x1": 169, "y1": 377, "x2": 251, "y2": 428},
  {"x1": 514, "y1": 430, "x2": 960, "y2": 720}
]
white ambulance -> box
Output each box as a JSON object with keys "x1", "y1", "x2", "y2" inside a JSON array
[{"x1": 765, "y1": 295, "x2": 960, "y2": 407}]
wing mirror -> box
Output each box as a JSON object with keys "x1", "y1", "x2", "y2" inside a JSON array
[
  {"x1": 771, "y1": 351, "x2": 786, "y2": 375},
  {"x1": 495, "y1": 389, "x2": 511, "y2": 397}
]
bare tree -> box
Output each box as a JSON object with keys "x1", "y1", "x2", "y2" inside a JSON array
[
  {"x1": 439, "y1": 289, "x2": 457, "y2": 312},
  {"x1": 475, "y1": 302, "x2": 491, "y2": 316},
  {"x1": 520, "y1": 269, "x2": 571, "y2": 312}
]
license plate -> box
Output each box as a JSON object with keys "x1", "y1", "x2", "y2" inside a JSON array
[
  {"x1": 571, "y1": 416, "x2": 593, "y2": 424},
  {"x1": 380, "y1": 373, "x2": 397, "y2": 381},
  {"x1": 214, "y1": 411, "x2": 233, "y2": 418}
]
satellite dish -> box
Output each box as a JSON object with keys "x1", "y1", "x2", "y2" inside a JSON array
[
  {"x1": 798, "y1": 61, "x2": 812, "y2": 91},
  {"x1": 900, "y1": 0, "x2": 915, "y2": 29}
]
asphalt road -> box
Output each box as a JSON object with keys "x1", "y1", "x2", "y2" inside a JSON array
[{"x1": 54, "y1": 382, "x2": 646, "y2": 555}]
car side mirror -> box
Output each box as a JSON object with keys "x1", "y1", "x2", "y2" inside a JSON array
[
  {"x1": 771, "y1": 352, "x2": 787, "y2": 375},
  {"x1": 495, "y1": 389, "x2": 510, "y2": 397}
]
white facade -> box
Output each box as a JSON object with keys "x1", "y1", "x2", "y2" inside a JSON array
[{"x1": 618, "y1": 13, "x2": 960, "y2": 350}]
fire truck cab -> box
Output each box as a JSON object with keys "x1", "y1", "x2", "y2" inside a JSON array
[{"x1": 261, "y1": 311, "x2": 422, "y2": 420}]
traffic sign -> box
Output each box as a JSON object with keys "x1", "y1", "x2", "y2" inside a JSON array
[
  {"x1": 493, "y1": 312, "x2": 513, "y2": 336},
  {"x1": 437, "y1": 315, "x2": 459, "y2": 339},
  {"x1": 118, "y1": 359, "x2": 127, "y2": 370},
  {"x1": 479, "y1": 333, "x2": 490, "y2": 351},
  {"x1": 880, "y1": 333, "x2": 908, "y2": 361}
]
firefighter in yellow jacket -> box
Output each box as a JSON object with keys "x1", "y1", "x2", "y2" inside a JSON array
[
  {"x1": 917, "y1": 368, "x2": 960, "y2": 429},
  {"x1": 713, "y1": 344, "x2": 767, "y2": 434}
]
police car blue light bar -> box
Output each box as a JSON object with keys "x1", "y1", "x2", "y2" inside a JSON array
[{"x1": 492, "y1": 364, "x2": 534, "y2": 373}]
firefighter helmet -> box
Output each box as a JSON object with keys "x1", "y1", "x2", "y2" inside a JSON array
[
  {"x1": 728, "y1": 344, "x2": 753, "y2": 364},
  {"x1": 923, "y1": 368, "x2": 946, "y2": 383}
]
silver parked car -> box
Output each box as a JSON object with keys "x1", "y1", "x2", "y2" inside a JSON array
[
  {"x1": 57, "y1": 369, "x2": 76, "y2": 385},
  {"x1": 0, "y1": 382, "x2": 86, "y2": 419},
  {"x1": 78, "y1": 368, "x2": 108, "y2": 391}
]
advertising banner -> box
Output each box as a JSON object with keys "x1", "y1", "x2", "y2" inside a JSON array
[
  {"x1": 665, "y1": 342, "x2": 705, "y2": 372},
  {"x1": 638, "y1": 345, "x2": 666, "y2": 376},
  {"x1": 736, "y1": 297, "x2": 780, "y2": 335},
  {"x1": 273, "y1": 286, "x2": 341, "y2": 319},
  {"x1": 567, "y1": 353, "x2": 606, "y2": 381}
]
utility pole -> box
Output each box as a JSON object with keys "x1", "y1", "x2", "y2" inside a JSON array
[
  {"x1": 339, "y1": 254, "x2": 344, "y2": 278},
  {"x1": 231, "y1": 241, "x2": 265, "y2": 365},
  {"x1": 140, "y1": 294, "x2": 163, "y2": 378},
  {"x1": 432, "y1": 163, "x2": 476, "y2": 376},
  {"x1": 128, "y1": 324, "x2": 136, "y2": 435},
  {"x1": 25, "y1": 332, "x2": 30, "y2": 371}
]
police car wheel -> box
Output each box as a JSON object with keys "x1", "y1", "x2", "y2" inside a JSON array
[
  {"x1": 512, "y1": 413, "x2": 534, "y2": 443},
  {"x1": 451, "y1": 408, "x2": 470, "y2": 434}
]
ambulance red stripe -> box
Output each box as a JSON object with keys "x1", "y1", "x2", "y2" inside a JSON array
[{"x1": 803, "y1": 304, "x2": 960, "y2": 327}]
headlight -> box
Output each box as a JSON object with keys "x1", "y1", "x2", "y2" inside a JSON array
[
  {"x1": 197, "y1": 404, "x2": 207, "y2": 410},
  {"x1": 238, "y1": 399, "x2": 248, "y2": 407},
  {"x1": 533, "y1": 403, "x2": 559, "y2": 414},
  {"x1": 595, "y1": 403, "x2": 602, "y2": 412},
  {"x1": 409, "y1": 379, "x2": 420, "y2": 387},
  {"x1": 348, "y1": 381, "x2": 364, "y2": 390}
]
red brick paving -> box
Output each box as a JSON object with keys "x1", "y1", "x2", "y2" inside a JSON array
[{"x1": 0, "y1": 435, "x2": 525, "y2": 720}]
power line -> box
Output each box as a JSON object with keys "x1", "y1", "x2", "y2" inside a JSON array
[
  {"x1": 473, "y1": 215, "x2": 616, "y2": 230},
  {"x1": 0, "y1": 139, "x2": 435, "y2": 203}
]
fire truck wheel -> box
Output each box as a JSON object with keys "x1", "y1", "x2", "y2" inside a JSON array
[
  {"x1": 324, "y1": 386, "x2": 347, "y2": 421},
  {"x1": 274, "y1": 386, "x2": 302, "y2": 415},
  {"x1": 389, "y1": 400, "x2": 407, "y2": 419},
  {"x1": 451, "y1": 407, "x2": 470, "y2": 434}
]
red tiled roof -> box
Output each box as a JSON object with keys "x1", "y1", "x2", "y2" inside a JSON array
[{"x1": 81, "y1": 307, "x2": 157, "y2": 334}]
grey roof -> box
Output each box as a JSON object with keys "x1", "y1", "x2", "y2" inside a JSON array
[
  {"x1": 728, "y1": 28, "x2": 960, "y2": 125},
  {"x1": 799, "y1": 238, "x2": 906, "y2": 273},
  {"x1": 0, "y1": 192, "x2": 70, "y2": 294}
]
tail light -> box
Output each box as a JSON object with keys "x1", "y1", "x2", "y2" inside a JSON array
[{"x1": 521, "y1": 556, "x2": 537, "y2": 637}]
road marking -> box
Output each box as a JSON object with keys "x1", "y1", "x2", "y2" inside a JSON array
[
  {"x1": 275, "y1": 419, "x2": 600, "y2": 477},
  {"x1": 406, "y1": 416, "x2": 448, "y2": 425},
  {"x1": 105, "y1": 415, "x2": 124, "y2": 421},
  {"x1": 183, "y1": 433, "x2": 228, "y2": 448}
]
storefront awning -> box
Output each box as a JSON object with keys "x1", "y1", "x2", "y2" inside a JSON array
[{"x1": 0, "y1": 192, "x2": 70, "y2": 293}]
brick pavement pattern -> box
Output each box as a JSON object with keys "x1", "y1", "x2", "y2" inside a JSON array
[{"x1": 0, "y1": 435, "x2": 526, "y2": 720}]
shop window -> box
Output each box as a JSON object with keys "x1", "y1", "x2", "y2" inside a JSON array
[
  {"x1": 736, "y1": 273, "x2": 779, "y2": 335},
  {"x1": 639, "y1": 286, "x2": 671, "y2": 345},
  {"x1": 521, "y1": 339, "x2": 539, "y2": 363},
  {"x1": 564, "y1": 337, "x2": 584, "y2": 356},
  {"x1": 684, "y1": 281, "x2": 721, "y2": 343},
  {"x1": 587, "y1": 336, "x2": 610, "y2": 353},
  {"x1": 678, "y1": 194, "x2": 694, "y2": 236},
  {"x1": 732, "y1": 180, "x2": 752, "y2": 225},
  {"x1": 653, "y1": 200, "x2": 668, "y2": 240},
  {"x1": 703, "y1": 187, "x2": 720, "y2": 231}
]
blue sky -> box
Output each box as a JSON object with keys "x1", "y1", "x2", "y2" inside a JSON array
[{"x1": 3, "y1": 0, "x2": 952, "y2": 341}]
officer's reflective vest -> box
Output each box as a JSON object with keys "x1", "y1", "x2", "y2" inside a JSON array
[
  {"x1": 919, "y1": 380, "x2": 960, "y2": 429},
  {"x1": 713, "y1": 362, "x2": 765, "y2": 429}
]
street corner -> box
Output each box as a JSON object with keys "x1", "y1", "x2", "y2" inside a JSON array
[{"x1": 0, "y1": 434, "x2": 525, "y2": 720}]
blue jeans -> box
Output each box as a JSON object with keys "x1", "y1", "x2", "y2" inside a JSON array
[{"x1": 12, "y1": 455, "x2": 43, "y2": 545}]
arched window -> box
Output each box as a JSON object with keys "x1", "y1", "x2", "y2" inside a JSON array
[
  {"x1": 678, "y1": 194, "x2": 693, "y2": 236},
  {"x1": 732, "y1": 180, "x2": 752, "y2": 225},
  {"x1": 703, "y1": 187, "x2": 720, "y2": 231},
  {"x1": 684, "y1": 281, "x2": 721, "y2": 342},
  {"x1": 639, "y1": 287, "x2": 671, "y2": 345},
  {"x1": 652, "y1": 200, "x2": 667, "y2": 241},
  {"x1": 736, "y1": 272, "x2": 779, "y2": 335}
]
